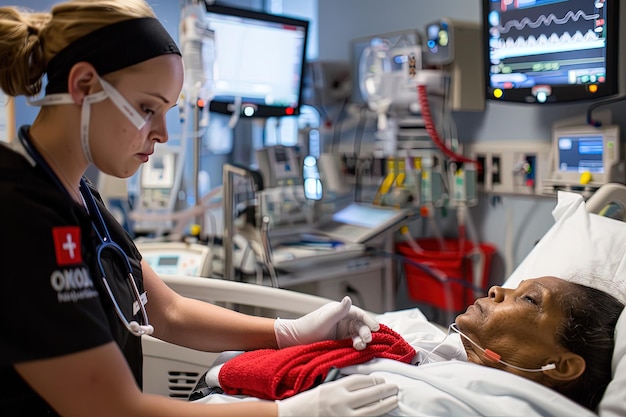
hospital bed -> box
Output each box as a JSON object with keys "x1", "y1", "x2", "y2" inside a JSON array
[
  {"x1": 142, "y1": 278, "x2": 332, "y2": 398},
  {"x1": 142, "y1": 183, "x2": 626, "y2": 416}
]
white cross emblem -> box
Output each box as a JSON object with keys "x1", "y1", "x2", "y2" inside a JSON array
[{"x1": 62, "y1": 233, "x2": 77, "y2": 259}]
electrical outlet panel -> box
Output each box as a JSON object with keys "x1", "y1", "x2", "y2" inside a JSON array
[{"x1": 467, "y1": 141, "x2": 552, "y2": 196}]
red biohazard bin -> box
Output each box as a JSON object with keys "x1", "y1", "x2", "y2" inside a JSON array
[{"x1": 396, "y1": 238, "x2": 496, "y2": 311}]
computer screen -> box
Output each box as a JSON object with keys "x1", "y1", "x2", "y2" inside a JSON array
[
  {"x1": 203, "y1": 5, "x2": 308, "y2": 117},
  {"x1": 483, "y1": 0, "x2": 619, "y2": 103}
]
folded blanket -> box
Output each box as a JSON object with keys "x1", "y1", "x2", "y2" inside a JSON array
[{"x1": 218, "y1": 324, "x2": 416, "y2": 400}]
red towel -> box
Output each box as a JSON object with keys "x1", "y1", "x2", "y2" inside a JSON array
[{"x1": 218, "y1": 324, "x2": 415, "y2": 400}]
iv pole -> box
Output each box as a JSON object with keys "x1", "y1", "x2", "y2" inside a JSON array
[{"x1": 179, "y1": 0, "x2": 214, "y2": 234}]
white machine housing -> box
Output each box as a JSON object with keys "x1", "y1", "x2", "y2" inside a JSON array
[
  {"x1": 543, "y1": 124, "x2": 623, "y2": 194},
  {"x1": 134, "y1": 146, "x2": 184, "y2": 234},
  {"x1": 422, "y1": 18, "x2": 484, "y2": 112},
  {"x1": 137, "y1": 241, "x2": 214, "y2": 277}
]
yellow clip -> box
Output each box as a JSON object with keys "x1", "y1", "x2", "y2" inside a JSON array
[
  {"x1": 190, "y1": 224, "x2": 201, "y2": 236},
  {"x1": 579, "y1": 171, "x2": 592, "y2": 185}
]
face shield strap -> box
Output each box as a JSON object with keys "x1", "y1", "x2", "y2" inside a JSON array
[
  {"x1": 28, "y1": 76, "x2": 147, "y2": 164},
  {"x1": 98, "y1": 77, "x2": 146, "y2": 130}
]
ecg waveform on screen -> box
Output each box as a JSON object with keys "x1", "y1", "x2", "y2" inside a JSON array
[
  {"x1": 498, "y1": 10, "x2": 600, "y2": 34},
  {"x1": 490, "y1": 29, "x2": 603, "y2": 60}
]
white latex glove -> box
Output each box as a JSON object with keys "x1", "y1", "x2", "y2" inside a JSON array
[
  {"x1": 274, "y1": 296, "x2": 380, "y2": 350},
  {"x1": 277, "y1": 374, "x2": 399, "y2": 417}
]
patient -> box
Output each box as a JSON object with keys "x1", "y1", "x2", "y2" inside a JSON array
[
  {"x1": 454, "y1": 276, "x2": 624, "y2": 411},
  {"x1": 200, "y1": 277, "x2": 624, "y2": 413}
]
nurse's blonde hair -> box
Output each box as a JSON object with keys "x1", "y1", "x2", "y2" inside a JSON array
[{"x1": 0, "y1": 0, "x2": 156, "y2": 97}]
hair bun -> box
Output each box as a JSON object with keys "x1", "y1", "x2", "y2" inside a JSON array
[{"x1": 0, "y1": 8, "x2": 49, "y2": 96}]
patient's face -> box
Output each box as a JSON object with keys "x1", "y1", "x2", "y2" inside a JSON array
[{"x1": 455, "y1": 276, "x2": 572, "y2": 372}]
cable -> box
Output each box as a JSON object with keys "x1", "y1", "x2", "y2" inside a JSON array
[
  {"x1": 330, "y1": 97, "x2": 348, "y2": 154},
  {"x1": 353, "y1": 104, "x2": 369, "y2": 157},
  {"x1": 366, "y1": 248, "x2": 488, "y2": 299},
  {"x1": 586, "y1": 94, "x2": 626, "y2": 127},
  {"x1": 353, "y1": 105, "x2": 369, "y2": 202},
  {"x1": 450, "y1": 324, "x2": 556, "y2": 372},
  {"x1": 417, "y1": 84, "x2": 477, "y2": 164}
]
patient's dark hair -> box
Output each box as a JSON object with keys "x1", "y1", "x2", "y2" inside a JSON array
[{"x1": 555, "y1": 283, "x2": 624, "y2": 411}]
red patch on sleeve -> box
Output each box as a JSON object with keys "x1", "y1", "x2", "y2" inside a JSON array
[{"x1": 52, "y1": 227, "x2": 83, "y2": 266}]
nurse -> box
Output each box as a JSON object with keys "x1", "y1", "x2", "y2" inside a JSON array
[{"x1": 0, "y1": 1, "x2": 398, "y2": 416}]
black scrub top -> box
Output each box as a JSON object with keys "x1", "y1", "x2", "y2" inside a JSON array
[{"x1": 0, "y1": 126, "x2": 146, "y2": 416}]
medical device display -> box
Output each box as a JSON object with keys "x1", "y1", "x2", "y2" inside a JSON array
[
  {"x1": 543, "y1": 124, "x2": 622, "y2": 193},
  {"x1": 201, "y1": 4, "x2": 309, "y2": 118},
  {"x1": 256, "y1": 145, "x2": 301, "y2": 188},
  {"x1": 316, "y1": 203, "x2": 410, "y2": 243},
  {"x1": 136, "y1": 241, "x2": 214, "y2": 277},
  {"x1": 483, "y1": 0, "x2": 619, "y2": 103}
]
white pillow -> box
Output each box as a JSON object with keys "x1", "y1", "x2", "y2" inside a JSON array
[
  {"x1": 504, "y1": 190, "x2": 626, "y2": 415},
  {"x1": 505, "y1": 191, "x2": 626, "y2": 304}
]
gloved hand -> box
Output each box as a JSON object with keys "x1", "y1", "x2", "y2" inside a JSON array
[
  {"x1": 277, "y1": 374, "x2": 399, "y2": 417},
  {"x1": 274, "y1": 296, "x2": 379, "y2": 350}
]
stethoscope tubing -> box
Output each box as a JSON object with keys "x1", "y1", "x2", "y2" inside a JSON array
[{"x1": 17, "y1": 131, "x2": 152, "y2": 336}]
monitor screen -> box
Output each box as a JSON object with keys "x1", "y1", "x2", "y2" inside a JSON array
[
  {"x1": 203, "y1": 5, "x2": 308, "y2": 117},
  {"x1": 557, "y1": 134, "x2": 604, "y2": 173},
  {"x1": 483, "y1": 0, "x2": 619, "y2": 103}
]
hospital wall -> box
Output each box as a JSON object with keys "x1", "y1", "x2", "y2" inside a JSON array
[{"x1": 6, "y1": 0, "x2": 626, "y2": 286}]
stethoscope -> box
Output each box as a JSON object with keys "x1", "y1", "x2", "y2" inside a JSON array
[{"x1": 18, "y1": 129, "x2": 153, "y2": 336}]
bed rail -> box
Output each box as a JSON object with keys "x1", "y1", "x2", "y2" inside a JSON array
[
  {"x1": 585, "y1": 183, "x2": 626, "y2": 219},
  {"x1": 142, "y1": 275, "x2": 335, "y2": 399}
]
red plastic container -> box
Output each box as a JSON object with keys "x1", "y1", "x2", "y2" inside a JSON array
[{"x1": 396, "y1": 238, "x2": 496, "y2": 311}]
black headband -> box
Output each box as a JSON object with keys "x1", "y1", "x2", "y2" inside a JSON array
[{"x1": 45, "y1": 17, "x2": 181, "y2": 94}]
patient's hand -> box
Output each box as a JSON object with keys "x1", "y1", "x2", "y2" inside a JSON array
[
  {"x1": 277, "y1": 374, "x2": 398, "y2": 417},
  {"x1": 274, "y1": 296, "x2": 380, "y2": 350}
]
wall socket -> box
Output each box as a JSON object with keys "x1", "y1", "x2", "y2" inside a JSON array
[{"x1": 467, "y1": 141, "x2": 553, "y2": 195}]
